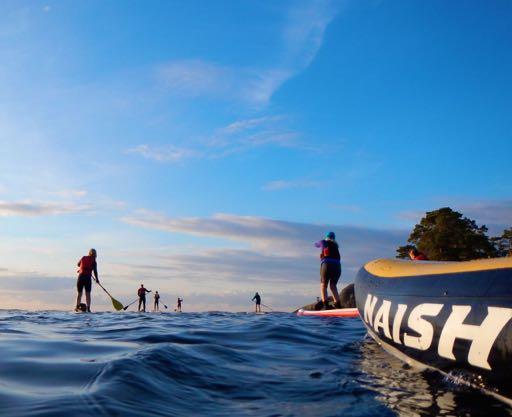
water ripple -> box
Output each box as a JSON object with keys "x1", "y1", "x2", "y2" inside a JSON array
[{"x1": 0, "y1": 310, "x2": 509, "y2": 416}]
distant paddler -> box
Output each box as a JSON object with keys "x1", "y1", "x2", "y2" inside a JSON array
[
  {"x1": 137, "y1": 284, "x2": 151, "y2": 312},
  {"x1": 176, "y1": 297, "x2": 183, "y2": 312},
  {"x1": 314, "y1": 232, "x2": 342, "y2": 310},
  {"x1": 76, "y1": 248, "x2": 99, "y2": 313},
  {"x1": 252, "y1": 292, "x2": 261, "y2": 313},
  {"x1": 154, "y1": 291, "x2": 160, "y2": 312}
]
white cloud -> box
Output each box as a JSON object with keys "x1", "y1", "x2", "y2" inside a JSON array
[
  {"x1": 127, "y1": 115, "x2": 300, "y2": 163},
  {"x1": 282, "y1": 0, "x2": 340, "y2": 69},
  {"x1": 125, "y1": 144, "x2": 202, "y2": 162},
  {"x1": 121, "y1": 211, "x2": 406, "y2": 276},
  {"x1": 0, "y1": 200, "x2": 92, "y2": 217},
  {"x1": 398, "y1": 200, "x2": 512, "y2": 235},
  {"x1": 262, "y1": 179, "x2": 322, "y2": 191},
  {"x1": 458, "y1": 200, "x2": 512, "y2": 231},
  {"x1": 157, "y1": 1, "x2": 339, "y2": 106},
  {"x1": 219, "y1": 115, "x2": 285, "y2": 135}
]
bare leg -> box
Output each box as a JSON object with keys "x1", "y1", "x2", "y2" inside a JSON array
[
  {"x1": 138, "y1": 299, "x2": 142, "y2": 312},
  {"x1": 76, "y1": 291, "x2": 83, "y2": 308},
  {"x1": 320, "y1": 283, "x2": 328, "y2": 303},
  {"x1": 329, "y1": 281, "x2": 341, "y2": 305},
  {"x1": 85, "y1": 291, "x2": 91, "y2": 312}
]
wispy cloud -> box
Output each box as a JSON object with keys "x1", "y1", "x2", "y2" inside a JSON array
[
  {"x1": 398, "y1": 199, "x2": 512, "y2": 235},
  {"x1": 458, "y1": 200, "x2": 512, "y2": 230},
  {"x1": 262, "y1": 179, "x2": 323, "y2": 191},
  {"x1": 121, "y1": 211, "x2": 406, "y2": 275},
  {"x1": 218, "y1": 115, "x2": 285, "y2": 135},
  {"x1": 126, "y1": 144, "x2": 201, "y2": 162},
  {"x1": 157, "y1": 1, "x2": 339, "y2": 106},
  {"x1": 127, "y1": 115, "x2": 300, "y2": 163},
  {"x1": 0, "y1": 200, "x2": 92, "y2": 217},
  {"x1": 157, "y1": 60, "x2": 291, "y2": 106}
]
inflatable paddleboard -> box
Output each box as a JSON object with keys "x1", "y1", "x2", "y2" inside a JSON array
[
  {"x1": 355, "y1": 257, "x2": 512, "y2": 404},
  {"x1": 296, "y1": 307, "x2": 359, "y2": 317}
]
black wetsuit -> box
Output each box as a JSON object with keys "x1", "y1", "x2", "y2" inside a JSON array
[{"x1": 138, "y1": 288, "x2": 150, "y2": 311}]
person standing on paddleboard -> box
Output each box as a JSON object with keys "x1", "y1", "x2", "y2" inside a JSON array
[
  {"x1": 177, "y1": 297, "x2": 183, "y2": 312},
  {"x1": 252, "y1": 292, "x2": 261, "y2": 313},
  {"x1": 137, "y1": 284, "x2": 151, "y2": 312},
  {"x1": 154, "y1": 291, "x2": 160, "y2": 312},
  {"x1": 314, "y1": 232, "x2": 342, "y2": 310},
  {"x1": 76, "y1": 248, "x2": 99, "y2": 313}
]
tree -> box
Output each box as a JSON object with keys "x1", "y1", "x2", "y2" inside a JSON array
[
  {"x1": 491, "y1": 228, "x2": 512, "y2": 257},
  {"x1": 396, "y1": 207, "x2": 496, "y2": 261}
]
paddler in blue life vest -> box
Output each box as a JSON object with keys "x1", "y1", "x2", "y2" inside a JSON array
[
  {"x1": 252, "y1": 292, "x2": 261, "y2": 313},
  {"x1": 137, "y1": 284, "x2": 151, "y2": 312},
  {"x1": 314, "y1": 232, "x2": 342, "y2": 310},
  {"x1": 76, "y1": 248, "x2": 99, "y2": 313}
]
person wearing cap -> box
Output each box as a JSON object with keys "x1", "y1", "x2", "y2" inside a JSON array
[
  {"x1": 76, "y1": 248, "x2": 99, "y2": 312},
  {"x1": 314, "y1": 232, "x2": 342, "y2": 310}
]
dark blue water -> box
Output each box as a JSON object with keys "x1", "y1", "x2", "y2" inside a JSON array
[{"x1": 0, "y1": 311, "x2": 510, "y2": 417}]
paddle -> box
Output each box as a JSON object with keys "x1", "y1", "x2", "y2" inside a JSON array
[
  {"x1": 96, "y1": 281, "x2": 124, "y2": 311},
  {"x1": 261, "y1": 303, "x2": 274, "y2": 312},
  {"x1": 123, "y1": 298, "x2": 139, "y2": 311}
]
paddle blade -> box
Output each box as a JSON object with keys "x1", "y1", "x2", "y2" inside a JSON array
[{"x1": 111, "y1": 298, "x2": 124, "y2": 311}]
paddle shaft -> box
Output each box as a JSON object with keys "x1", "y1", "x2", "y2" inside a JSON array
[
  {"x1": 96, "y1": 281, "x2": 123, "y2": 310},
  {"x1": 123, "y1": 298, "x2": 139, "y2": 310}
]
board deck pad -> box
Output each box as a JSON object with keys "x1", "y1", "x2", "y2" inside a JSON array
[{"x1": 296, "y1": 308, "x2": 359, "y2": 317}]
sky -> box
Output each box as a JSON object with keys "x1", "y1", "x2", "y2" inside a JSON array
[{"x1": 0, "y1": 0, "x2": 511, "y2": 312}]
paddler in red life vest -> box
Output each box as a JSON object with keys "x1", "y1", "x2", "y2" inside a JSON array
[
  {"x1": 76, "y1": 248, "x2": 99, "y2": 313},
  {"x1": 409, "y1": 248, "x2": 429, "y2": 261},
  {"x1": 314, "y1": 232, "x2": 342, "y2": 310},
  {"x1": 137, "y1": 284, "x2": 151, "y2": 312}
]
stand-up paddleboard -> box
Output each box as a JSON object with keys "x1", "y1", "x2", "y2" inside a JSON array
[{"x1": 296, "y1": 308, "x2": 359, "y2": 317}]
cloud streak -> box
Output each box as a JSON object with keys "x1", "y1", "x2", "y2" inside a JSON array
[
  {"x1": 398, "y1": 199, "x2": 512, "y2": 235},
  {"x1": 126, "y1": 144, "x2": 202, "y2": 163},
  {"x1": 157, "y1": 1, "x2": 339, "y2": 106},
  {"x1": 0, "y1": 200, "x2": 92, "y2": 217},
  {"x1": 121, "y1": 211, "x2": 407, "y2": 281},
  {"x1": 127, "y1": 115, "x2": 300, "y2": 163}
]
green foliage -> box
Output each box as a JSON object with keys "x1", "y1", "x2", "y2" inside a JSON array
[
  {"x1": 396, "y1": 207, "x2": 497, "y2": 261},
  {"x1": 491, "y1": 227, "x2": 512, "y2": 257},
  {"x1": 396, "y1": 244, "x2": 416, "y2": 259}
]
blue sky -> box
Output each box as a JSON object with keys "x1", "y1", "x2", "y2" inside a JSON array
[{"x1": 0, "y1": 0, "x2": 511, "y2": 311}]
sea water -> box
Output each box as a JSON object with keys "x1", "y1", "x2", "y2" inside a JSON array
[{"x1": 0, "y1": 310, "x2": 510, "y2": 417}]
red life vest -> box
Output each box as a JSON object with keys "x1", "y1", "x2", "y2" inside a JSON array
[
  {"x1": 79, "y1": 256, "x2": 95, "y2": 276},
  {"x1": 321, "y1": 240, "x2": 340, "y2": 261}
]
